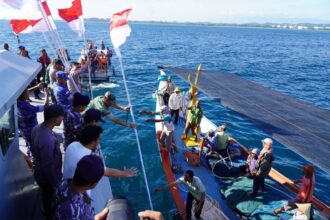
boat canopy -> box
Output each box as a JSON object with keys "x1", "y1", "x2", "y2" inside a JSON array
[
  {"x1": 0, "y1": 50, "x2": 41, "y2": 116},
  {"x1": 161, "y1": 66, "x2": 330, "y2": 173}
]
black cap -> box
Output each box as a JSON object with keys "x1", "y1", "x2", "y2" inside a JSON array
[
  {"x1": 73, "y1": 155, "x2": 104, "y2": 184},
  {"x1": 44, "y1": 104, "x2": 65, "y2": 120},
  {"x1": 84, "y1": 108, "x2": 105, "y2": 123},
  {"x1": 73, "y1": 93, "x2": 90, "y2": 106}
]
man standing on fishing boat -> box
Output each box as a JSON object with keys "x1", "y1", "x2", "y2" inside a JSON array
[
  {"x1": 169, "y1": 87, "x2": 182, "y2": 125},
  {"x1": 86, "y1": 91, "x2": 135, "y2": 128},
  {"x1": 249, "y1": 138, "x2": 274, "y2": 197},
  {"x1": 182, "y1": 100, "x2": 203, "y2": 141},
  {"x1": 155, "y1": 170, "x2": 205, "y2": 220}
]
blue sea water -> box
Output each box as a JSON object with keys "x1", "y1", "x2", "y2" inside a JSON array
[{"x1": 1, "y1": 20, "x2": 329, "y2": 218}]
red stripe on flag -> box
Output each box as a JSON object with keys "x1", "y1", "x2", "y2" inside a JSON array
[
  {"x1": 58, "y1": 0, "x2": 83, "y2": 22},
  {"x1": 9, "y1": 19, "x2": 42, "y2": 34},
  {"x1": 41, "y1": 0, "x2": 52, "y2": 16},
  {"x1": 110, "y1": 8, "x2": 132, "y2": 31}
]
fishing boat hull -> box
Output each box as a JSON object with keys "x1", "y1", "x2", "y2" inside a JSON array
[{"x1": 153, "y1": 71, "x2": 330, "y2": 220}]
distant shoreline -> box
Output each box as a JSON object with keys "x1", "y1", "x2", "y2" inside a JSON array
[{"x1": 1, "y1": 18, "x2": 329, "y2": 31}]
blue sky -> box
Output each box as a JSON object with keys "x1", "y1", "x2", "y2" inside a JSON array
[{"x1": 1, "y1": 0, "x2": 330, "y2": 23}]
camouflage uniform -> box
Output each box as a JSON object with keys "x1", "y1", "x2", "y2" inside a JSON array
[
  {"x1": 63, "y1": 109, "x2": 83, "y2": 148},
  {"x1": 54, "y1": 180, "x2": 94, "y2": 220}
]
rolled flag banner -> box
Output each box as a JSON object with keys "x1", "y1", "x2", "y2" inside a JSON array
[
  {"x1": 9, "y1": 0, "x2": 55, "y2": 35},
  {"x1": 58, "y1": 0, "x2": 85, "y2": 37},
  {"x1": 110, "y1": 8, "x2": 132, "y2": 51}
]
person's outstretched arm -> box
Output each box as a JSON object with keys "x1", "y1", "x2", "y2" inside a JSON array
[{"x1": 104, "y1": 167, "x2": 138, "y2": 178}]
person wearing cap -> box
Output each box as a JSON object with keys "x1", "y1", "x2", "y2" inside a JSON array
[
  {"x1": 30, "y1": 104, "x2": 65, "y2": 219},
  {"x1": 273, "y1": 165, "x2": 315, "y2": 216},
  {"x1": 86, "y1": 92, "x2": 135, "y2": 128},
  {"x1": 52, "y1": 71, "x2": 73, "y2": 111},
  {"x1": 249, "y1": 138, "x2": 274, "y2": 197},
  {"x1": 63, "y1": 126, "x2": 137, "y2": 195},
  {"x1": 146, "y1": 110, "x2": 175, "y2": 153},
  {"x1": 18, "y1": 45, "x2": 31, "y2": 59},
  {"x1": 182, "y1": 100, "x2": 203, "y2": 142},
  {"x1": 159, "y1": 75, "x2": 176, "y2": 106},
  {"x1": 83, "y1": 108, "x2": 105, "y2": 125},
  {"x1": 54, "y1": 155, "x2": 109, "y2": 220},
  {"x1": 168, "y1": 87, "x2": 182, "y2": 125},
  {"x1": 246, "y1": 148, "x2": 259, "y2": 176},
  {"x1": 63, "y1": 92, "x2": 90, "y2": 149},
  {"x1": 17, "y1": 83, "x2": 49, "y2": 161}
]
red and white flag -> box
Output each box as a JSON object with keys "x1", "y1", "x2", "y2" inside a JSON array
[
  {"x1": 9, "y1": 0, "x2": 55, "y2": 35},
  {"x1": 58, "y1": 0, "x2": 85, "y2": 37},
  {"x1": 110, "y1": 8, "x2": 132, "y2": 49}
]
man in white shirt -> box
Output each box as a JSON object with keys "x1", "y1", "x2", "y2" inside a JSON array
[
  {"x1": 168, "y1": 87, "x2": 182, "y2": 125},
  {"x1": 155, "y1": 170, "x2": 205, "y2": 220},
  {"x1": 64, "y1": 125, "x2": 138, "y2": 180}
]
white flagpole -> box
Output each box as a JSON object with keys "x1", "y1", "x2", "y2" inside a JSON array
[
  {"x1": 116, "y1": 48, "x2": 154, "y2": 210},
  {"x1": 81, "y1": 16, "x2": 93, "y2": 99},
  {"x1": 37, "y1": 0, "x2": 81, "y2": 94}
]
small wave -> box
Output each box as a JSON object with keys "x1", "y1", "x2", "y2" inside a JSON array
[{"x1": 92, "y1": 82, "x2": 120, "y2": 90}]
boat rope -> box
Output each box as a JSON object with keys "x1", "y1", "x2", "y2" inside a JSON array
[{"x1": 116, "y1": 51, "x2": 153, "y2": 210}]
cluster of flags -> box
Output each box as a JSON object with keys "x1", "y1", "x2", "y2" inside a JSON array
[{"x1": 0, "y1": 0, "x2": 132, "y2": 49}]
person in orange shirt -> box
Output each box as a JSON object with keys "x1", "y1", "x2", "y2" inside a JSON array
[{"x1": 273, "y1": 165, "x2": 315, "y2": 215}]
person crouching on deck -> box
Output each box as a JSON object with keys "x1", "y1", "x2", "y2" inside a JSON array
[
  {"x1": 155, "y1": 170, "x2": 206, "y2": 220},
  {"x1": 273, "y1": 165, "x2": 315, "y2": 217},
  {"x1": 85, "y1": 91, "x2": 135, "y2": 128}
]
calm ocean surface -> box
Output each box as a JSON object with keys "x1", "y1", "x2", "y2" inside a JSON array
[{"x1": 1, "y1": 20, "x2": 329, "y2": 218}]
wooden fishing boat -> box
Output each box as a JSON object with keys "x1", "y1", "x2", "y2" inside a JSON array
[{"x1": 153, "y1": 65, "x2": 330, "y2": 220}]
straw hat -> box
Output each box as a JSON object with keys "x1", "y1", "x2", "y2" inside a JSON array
[{"x1": 174, "y1": 87, "x2": 180, "y2": 92}]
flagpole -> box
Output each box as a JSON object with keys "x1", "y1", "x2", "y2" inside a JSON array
[
  {"x1": 81, "y1": 16, "x2": 93, "y2": 99},
  {"x1": 116, "y1": 49, "x2": 154, "y2": 210},
  {"x1": 37, "y1": 0, "x2": 82, "y2": 95}
]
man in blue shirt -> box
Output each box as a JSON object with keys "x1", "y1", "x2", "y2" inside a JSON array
[
  {"x1": 54, "y1": 155, "x2": 109, "y2": 220},
  {"x1": 31, "y1": 104, "x2": 65, "y2": 220},
  {"x1": 53, "y1": 71, "x2": 73, "y2": 111}
]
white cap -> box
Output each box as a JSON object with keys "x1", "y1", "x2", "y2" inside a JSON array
[
  {"x1": 160, "y1": 70, "x2": 166, "y2": 75},
  {"x1": 251, "y1": 148, "x2": 259, "y2": 154},
  {"x1": 262, "y1": 138, "x2": 273, "y2": 145}
]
